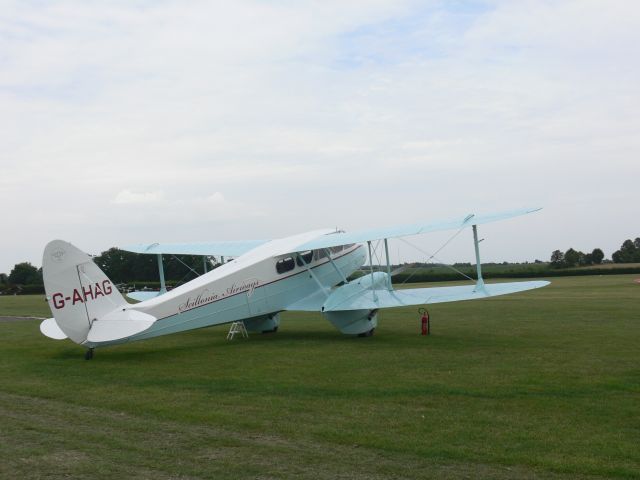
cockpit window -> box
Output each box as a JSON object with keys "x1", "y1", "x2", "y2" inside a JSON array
[
  {"x1": 276, "y1": 257, "x2": 295, "y2": 274},
  {"x1": 296, "y1": 250, "x2": 313, "y2": 267}
]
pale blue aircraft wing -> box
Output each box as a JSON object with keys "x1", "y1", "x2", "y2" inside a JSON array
[
  {"x1": 127, "y1": 291, "x2": 163, "y2": 302},
  {"x1": 285, "y1": 289, "x2": 329, "y2": 312},
  {"x1": 292, "y1": 207, "x2": 541, "y2": 252},
  {"x1": 322, "y1": 281, "x2": 550, "y2": 312},
  {"x1": 122, "y1": 240, "x2": 269, "y2": 257}
]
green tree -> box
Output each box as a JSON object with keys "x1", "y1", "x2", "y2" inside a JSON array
[
  {"x1": 564, "y1": 248, "x2": 581, "y2": 268},
  {"x1": 93, "y1": 248, "x2": 208, "y2": 285},
  {"x1": 94, "y1": 248, "x2": 151, "y2": 284},
  {"x1": 591, "y1": 248, "x2": 604, "y2": 265},
  {"x1": 612, "y1": 239, "x2": 638, "y2": 263},
  {"x1": 8, "y1": 262, "x2": 42, "y2": 285},
  {"x1": 579, "y1": 252, "x2": 592, "y2": 266},
  {"x1": 550, "y1": 250, "x2": 565, "y2": 268}
]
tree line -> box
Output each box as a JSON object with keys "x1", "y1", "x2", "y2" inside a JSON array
[
  {"x1": 549, "y1": 247, "x2": 604, "y2": 268},
  {"x1": 0, "y1": 248, "x2": 215, "y2": 294},
  {"x1": 611, "y1": 238, "x2": 640, "y2": 263},
  {"x1": 549, "y1": 237, "x2": 640, "y2": 268}
]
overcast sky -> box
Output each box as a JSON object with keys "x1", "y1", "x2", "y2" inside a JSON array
[{"x1": 1, "y1": 0, "x2": 638, "y2": 274}]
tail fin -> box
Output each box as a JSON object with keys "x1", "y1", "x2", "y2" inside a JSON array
[{"x1": 43, "y1": 240, "x2": 129, "y2": 344}]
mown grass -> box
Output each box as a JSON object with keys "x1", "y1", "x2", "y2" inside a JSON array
[
  {"x1": 0, "y1": 293, "x2": 51, "y2": 317},
  {"x1": 1, "y1": 275, "x2": 639, "y2": 479}
]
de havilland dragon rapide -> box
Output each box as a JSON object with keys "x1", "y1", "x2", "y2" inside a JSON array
[{"x1": 40, "y1": 207, "x2": 549, "y2": 358}]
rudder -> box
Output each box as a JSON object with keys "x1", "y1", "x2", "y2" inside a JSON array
[{"x1": 43, "y1": 240, "x2": 127, "y2": 344}]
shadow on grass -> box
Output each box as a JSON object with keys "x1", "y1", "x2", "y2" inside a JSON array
[{"x1": 45, "y1": 326, "x2": 369, "y2": 363}]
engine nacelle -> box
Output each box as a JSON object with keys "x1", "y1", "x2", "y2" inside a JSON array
[
  {"x1": 243, "y1": 313, "x2": 280, "y2": 333},
  {"x1": 324, "y1": 308, "x2": 378, "y2": 336}
]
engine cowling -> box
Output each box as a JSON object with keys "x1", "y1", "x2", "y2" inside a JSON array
[
  {"x1": 323, "y1": 309, "x2": 378, "y2": 335},
  {"x1": 243, "y1": 313, "x2": 280, "y2": 333}
]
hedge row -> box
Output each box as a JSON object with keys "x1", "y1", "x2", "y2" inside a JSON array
[
  {"x1": 353, "y1": 266, "x2": 640, "y2": 283},
  {"x1": 3, "y1": 266, "x2": 640, "y2": 296},
  {"x1": 0, "y1": 280, "x2": 183, "y2": 296},
  {"x1": 0, "y1": 284, "x2": 46, "y2": 295}
]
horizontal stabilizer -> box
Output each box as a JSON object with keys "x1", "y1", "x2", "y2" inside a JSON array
[
  {"x1": 86, "y1": 309, "x2": 156, "y2": 343},
  {"x1": 127, "y1": 291, "x2": 163, "y2": 302},
  {"x1": 40, "y1": 318, "x2": 68, "y2": 340},
  {"x1": 323, "y1": 280, "x2": 550, "y2": 312}
]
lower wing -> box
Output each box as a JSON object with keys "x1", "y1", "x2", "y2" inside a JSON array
[{"x1": 322, "y1": 280, "x2": 549, "y2": 311}]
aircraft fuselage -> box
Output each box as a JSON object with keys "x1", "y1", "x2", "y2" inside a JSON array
[{"x1": 88, "y1": 243, "x2": 366, "y2": 347}]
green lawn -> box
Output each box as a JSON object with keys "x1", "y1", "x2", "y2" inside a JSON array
[
  {"x1": 1, "y1": 275, "x2": 639, "y2": 479},
  {"x1": 0, "y1": 293, "x2": 51, "y2": 317}
]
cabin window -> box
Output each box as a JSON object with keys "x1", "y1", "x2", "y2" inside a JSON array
[
  {"x1": 314, "y1": 249, "x2": 328, "y2": 261},
  {"x1": 276, "y1": 257, "x2": 295, "y2": 274},
  {"x1": 330, "y1": 245, "x2": 344, "y2": 254},
  {"x1": 296, "y1": 250, "x2": 313, "y2": 267}
]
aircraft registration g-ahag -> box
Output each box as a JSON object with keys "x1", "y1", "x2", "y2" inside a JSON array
[{"x1": 40, "y1": 207, "x2": 549, "y2": 359}]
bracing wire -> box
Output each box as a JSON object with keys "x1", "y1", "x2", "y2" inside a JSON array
[
  {"x1": 397, "y1": 227, "x2": 475, "y2": 284},
  {"x1": 372, "y1": 240, "x2": 383, "y2": 270},
  {"x1": 171, "y1": 255, "x2": 201, "y2": 278},
  {"x1": 166, "y1": 255, "x2": 202, "y2": 288}
]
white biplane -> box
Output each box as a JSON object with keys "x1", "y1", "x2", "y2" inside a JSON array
[{"x1": 40, "y1": 208, "x2": 549, "y2": 359}]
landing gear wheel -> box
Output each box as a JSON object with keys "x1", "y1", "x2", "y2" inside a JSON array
[
  {"x1": 262, "y1": 326, "x2": 279, "y2": 334},
  {"x1": 84, "y1": 348, "x2": 94, "y2": 360},
  {"x1": 357, "y1": 328, "x2": 375, "y2": 338}
]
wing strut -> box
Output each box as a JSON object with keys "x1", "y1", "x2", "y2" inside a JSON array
[
  {"x1": 296, "y1": 253, "x2": 329, "y2": 298},
  {"x1": 323, "y1": 248, "x2": 348, "y2": 284},
  {"x1": 157, "y1": 254, "x2": 167, "y2": 294},
  {"x1": 384, "y1": 239, "x2": 392, "y2": 290},
  {"x1": 472, "y1": 225, "x2": 486, "y2": 293},
  {"x1": 367, "y1": 241, "x2": 378, "y2": 302}
]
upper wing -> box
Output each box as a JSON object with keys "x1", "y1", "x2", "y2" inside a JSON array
[
  {"x1": 291, "y1": 207, "x2": 541, "y2": 252},
  {"x1": 121, "y1": 240, "x2": 269, "y2": 257},
  {"x1": 121, "y1": 207, "x2": 541, "y2": 259},
  {"x1": 322, "y1": 280, "x2": 550, "y2": 312}
]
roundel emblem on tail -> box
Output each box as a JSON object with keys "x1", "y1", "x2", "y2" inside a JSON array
[{"x1": 51, "y1": 248, "x2": 66, "y2": 263}]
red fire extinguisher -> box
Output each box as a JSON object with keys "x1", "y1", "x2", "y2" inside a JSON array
[{"x1": 419, "y1": 307, "x2": 430, "y2": 335}]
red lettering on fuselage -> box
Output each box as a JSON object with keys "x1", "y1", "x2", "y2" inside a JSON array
[
  {"x1": 51, "y1": 280, "x2": 115, "y2": 310},
  {"x1": 52, "y1": 293, "x2": 65, "y2": 309},
  {"x1": 72, "y1": 289, "x2": 83, "y2": 305},
  {"x1": 82, "y1": 285, "x2": 94, "y2": 301}
]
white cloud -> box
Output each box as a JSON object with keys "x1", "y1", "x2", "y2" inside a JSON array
[{"x1": 206, "y1": 192, "x2": 225, "y2": 204}]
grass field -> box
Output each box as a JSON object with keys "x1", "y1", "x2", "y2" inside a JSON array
[{"x1": 1, "y1": 275, "x2": 639, "y2": 479}]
